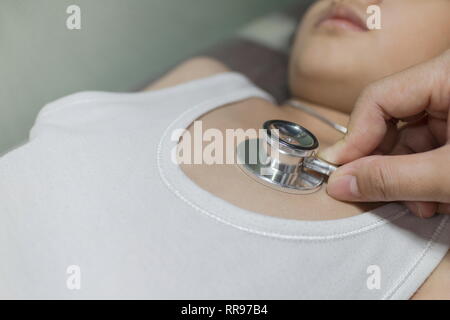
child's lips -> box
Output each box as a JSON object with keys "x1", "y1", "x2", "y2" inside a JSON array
[
  {"x1": 316, "y1": 4, "x2": 369, "y2": 32},
  {"x1": 318, "y1": 18, "x2": 368, "y2": 32}
]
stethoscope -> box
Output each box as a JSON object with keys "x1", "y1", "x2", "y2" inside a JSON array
[{"x1": 236, "y1": 99, "x2": 347, "y2": 194}]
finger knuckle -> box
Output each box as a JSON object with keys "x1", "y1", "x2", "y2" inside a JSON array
[
  {"x1": 359, "y1": 158, "x2": 398, "y2": 201},
  {"x1": 360, "y1": 85, "x2": 377, "y2": 102},
  {"x1": 439, "y1": 49, "x2": 450, "y2": 73},
  {"x1": 431, "y1": 148, "x2": 450, "y2": 202}
]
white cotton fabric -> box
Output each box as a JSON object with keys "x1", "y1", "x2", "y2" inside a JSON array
[{"x1": 0, "y1": 72, "x2": 449, "y2": 299}]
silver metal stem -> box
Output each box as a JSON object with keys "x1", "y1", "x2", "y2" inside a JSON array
[{"x1": 303, "y1": 157, "x2": 338, "y2": 176}]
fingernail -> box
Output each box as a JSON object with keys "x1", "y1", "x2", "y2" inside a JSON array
[
  {"x1": 318, "y1": 140, "x2": 344, "y2": 163},
  {"x1": 416, "y1": 204, "x2": 424, "y2": 219},
  {"x1": 327, "y1": 175, "x2": 361, "y2": 200},
  {"x1": 405, "y1": 202, "x2": 423, "y2": 218},
  {"x1": 318, "y1": 147, "x2": 334, "y2": 162}
]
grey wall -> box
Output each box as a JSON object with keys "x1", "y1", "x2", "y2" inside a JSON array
[{"x1": 0, "y1": 0, "x2": 300, "y2": 154}]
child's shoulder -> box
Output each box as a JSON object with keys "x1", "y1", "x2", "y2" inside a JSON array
[{"x1": 143, "y1": 56, "x2": 230, "y2": 91}]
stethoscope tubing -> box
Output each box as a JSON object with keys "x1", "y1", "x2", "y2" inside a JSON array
[{"x1": 286, "y1": 99, "x2": 348, "y2": 135}]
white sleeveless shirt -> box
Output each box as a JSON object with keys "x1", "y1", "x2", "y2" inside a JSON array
[{"x1": 0, "y1": 72, "x2": 449, "y2": 299}]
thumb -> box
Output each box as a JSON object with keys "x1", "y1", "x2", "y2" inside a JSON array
[{"x1": 326, "y1": 148, "x2": 447, "y2": 203}]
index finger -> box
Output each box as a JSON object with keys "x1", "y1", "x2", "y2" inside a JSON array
[{"x1": 319, "y1": 50, "x2": 450, "y2": 165}]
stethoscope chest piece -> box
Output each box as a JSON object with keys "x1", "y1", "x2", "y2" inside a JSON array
[{"x1": 237, "y1": 119, "x2": 337, "y2": 194}]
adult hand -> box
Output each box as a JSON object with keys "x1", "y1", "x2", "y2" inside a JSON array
[{"x1": 319, "y1": 50, "x2": 450, "y2": 218}]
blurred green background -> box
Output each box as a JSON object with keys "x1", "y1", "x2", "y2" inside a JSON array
[{"x1": 0, "y1": 0, "x2": 299, "y2": 154}]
